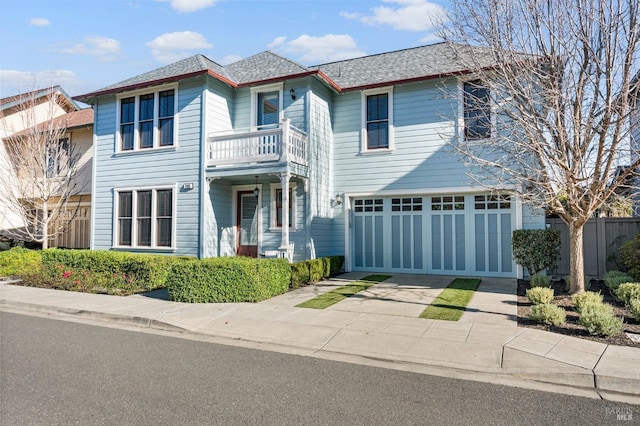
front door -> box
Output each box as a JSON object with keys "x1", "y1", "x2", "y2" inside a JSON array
[{"x1": 237, "y1": 191, "x2": 258, "y2": 257}]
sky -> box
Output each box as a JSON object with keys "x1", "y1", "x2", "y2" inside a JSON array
[{"x1": 0, "y1": 0, "x2": 450, "y2": 99}]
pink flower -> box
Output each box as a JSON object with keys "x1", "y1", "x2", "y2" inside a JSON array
[{"x1": 62, "y1": 270, "x2": 73, "y2": 278}]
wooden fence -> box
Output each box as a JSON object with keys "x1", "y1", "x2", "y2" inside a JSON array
[{"x1": 546, "y1": 217, "x2": 640, "y2": 279}]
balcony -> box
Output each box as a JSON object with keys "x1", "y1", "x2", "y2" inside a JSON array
[{"x1": 207, "y1": 119, "x2": 307, "y2": 168}]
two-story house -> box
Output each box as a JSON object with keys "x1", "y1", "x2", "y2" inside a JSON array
[
  {"x1": 0, "y1": 86, "x2": 93, "y2": 248},
  {"x1": 76, "y1": 43, "x2": 545, "y2": 278}
]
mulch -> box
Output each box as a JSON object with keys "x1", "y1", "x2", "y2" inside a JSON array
[{"x1": 517, "y1": 278, "x2": 640, "y2": 348}]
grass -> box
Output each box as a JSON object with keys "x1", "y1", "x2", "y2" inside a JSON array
[
  {"x1": 296, "y1": 274, "x2": 391, "y2": 309},
  {"x1": 419, "y1": 278, "x2": 482, "y2": 321}
]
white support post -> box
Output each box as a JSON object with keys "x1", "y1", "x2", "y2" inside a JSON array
[
  {"x1": 279, "y1": 172, "x2": 291, "y2": 259},
  {"x1": 281, "y1": 118, "x2": 290, "y2": 163}
]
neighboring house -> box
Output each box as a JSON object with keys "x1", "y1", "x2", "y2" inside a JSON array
[
  {"x1": 76, "y1": 43, "x2": 545, "y2": 278},
  {"x1": 0, "y1": 86, "x2": 93, "y2": 248}
]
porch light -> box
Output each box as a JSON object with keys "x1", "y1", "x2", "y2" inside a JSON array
[
  {"x1": 253, "y1": 176, "x2": 259, "y2": 198},
  {"x1": 289, "y1": 88, "x2": 296, "y2": 100},
  {"x1": 335, "y1": 193, "x2": 342, "y2": 205}
]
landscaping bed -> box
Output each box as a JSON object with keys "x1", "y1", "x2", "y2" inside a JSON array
[{"x1": 517, "y1": 278, "x2": 640, "y2": 347}]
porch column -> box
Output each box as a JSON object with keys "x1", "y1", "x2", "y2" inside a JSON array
[
  {"x1": 281, "y1": 118, "x2": 290, "y2": 163},
  {"x1": 279, "y1": 172, "x2": 291, "y2": 259}
]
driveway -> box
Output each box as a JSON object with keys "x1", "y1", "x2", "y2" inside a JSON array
[{"x1": 262, "y1": 272, "x2": 518, "y2": 326}]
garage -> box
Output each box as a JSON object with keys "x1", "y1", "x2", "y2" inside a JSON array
[{"x1": 350, "y1": 194, "x2": 516, "y2": 278}]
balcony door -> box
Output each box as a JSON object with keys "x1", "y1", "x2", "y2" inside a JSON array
[
  {"x1": 237, "y1": 191, "x2": 258, "y2": 257},
  {"x1": 257, "y1": 91, "x2": 279, "y2": 127}
]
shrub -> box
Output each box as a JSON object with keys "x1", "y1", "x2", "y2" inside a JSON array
[
  {"x1": 603, "y1": 270, "x2": 635, "y2": 291},
  {"x1": 167, "y1": 257, "x2": 291, "y2": 303},
  {"x1": 39, "y1": 249, "x2": 178, "y2": 291},
  {"x1": 620, "y1": 234, "x2": 640, "y2": 280},
  {"x1": 526, "y1": 286, "x2": 554, "y2": 304},
  {"x1": 571, "y1": 291, "x2": 604, "y2": 313},
  {"x1": 630, "y1": 299, "x2": 640, "y2": 322},
  {"x1": 578, "y1": 303, "x2": 624, "y2": 336},
  {"x1": 0, "y1": 247, "x2": 42, "y2": 277},
  {"x1": 530, "y1": 273, "x2": 552, "y2": 288},
  {"x1": 528, "y1": 304, "x2": 566, "y2": 326},
  {"x1": 309, "y1": 259, "x2": 325, "y2": 282},
  {"x1": 615, "y1": 282, "x2": 640, "y2": 306},
  {"x1": 328, "y1": 256, "x2": 345, "y2": 276},
  {"x1": 290, "y1": 261, "x2": 311, "y2": 289},
  {"x1": 512, "y1": 229, "x2": 561, "y2": 276}
]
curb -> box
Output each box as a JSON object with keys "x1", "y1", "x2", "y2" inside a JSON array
[{"x1": 2, "y1": 298, "x2": 639, "y2": 404}]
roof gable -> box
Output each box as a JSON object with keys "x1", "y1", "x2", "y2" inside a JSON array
[
  {"x1": 1, "y1": 86, "x2": 79, "y2": 113},
  {"x1": 224, "y1": 51, "x2": 310, "y2": 85}
]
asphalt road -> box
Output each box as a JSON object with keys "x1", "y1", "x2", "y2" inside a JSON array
[{"x1": 1, "y1": 311, "x2": 637, "y2": 425}]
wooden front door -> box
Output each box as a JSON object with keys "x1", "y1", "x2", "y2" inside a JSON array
[{"x1": 237, "y1": 191, "x2": 258, "y2": 257}]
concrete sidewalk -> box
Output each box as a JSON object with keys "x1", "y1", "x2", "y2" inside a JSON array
[{"x1": 1, "y1": 274, "x2": 639, "y2": 403}]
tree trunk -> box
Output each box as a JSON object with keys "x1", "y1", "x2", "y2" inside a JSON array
[
  {"x1": 41, "y1": 200, "x2": 48, "y2": 250},
  {"x1": 568, "y1": 221, "x2": 585, "y2": 294}
]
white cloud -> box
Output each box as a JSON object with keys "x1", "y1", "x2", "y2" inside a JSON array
[
  {"x1": 147, "y1": 31, "x2": 212, "y2": 63},
  {"x1": 160, "y1": 0, "x2": 217, "y2": 13},
  {"x1": 0, "y1": 69, "x2": 79, "y2": 97},
  {"x1": 30, "y1": 18, "x2": 50, "y2": 27},
  {"x1": 270, "y1": 34, "x2": 366, "y2": 64},
  {"x1": 60, "y1": 36, "x2": 121, "y2": 61},
  {"x1": 267, "y1": 36, "x2": 287, "y2": 49},
  {"x1": 342, "y1": 0, "x2": 447, "y2": 32}
]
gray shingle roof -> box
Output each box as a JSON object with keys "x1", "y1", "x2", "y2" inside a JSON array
[
  {"x1": 76, "y1": 42, "x2": 499, "y2": 101},
  {"x1": 311, "y1": 42, "x2": 496, "y2": 89},
  {"x1": 93, "y1": 54, "x2": 229, "y2": 93},
  {"x1": 224, "y1": 51, "x2": 310, "y2": 84}
]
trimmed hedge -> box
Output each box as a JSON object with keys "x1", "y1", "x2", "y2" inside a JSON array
[
  {"x1": 167, "y1": 257, "x2": 291, "y2": 303},
  {"x1": 0, "y1": 247, "x2": 42, "y2": 277},
  {"x1": 289, "y1": 256, "x2": 344, "y2": 288},
  {"x1": 512, "y1": 229, "x2": 561, "y2": 276}
]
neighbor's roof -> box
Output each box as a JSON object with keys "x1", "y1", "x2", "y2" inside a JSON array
[
  {"x1": 9, "y1": 108, "x2": 93, "y2": 138},
  {"x1": 1, "y1": 86, "x2": 79, "y2": 113},
  {"x1": 75, "y1": 42, "x2": 500, "y2": 102}
]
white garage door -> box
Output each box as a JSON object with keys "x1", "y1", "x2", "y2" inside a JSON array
[{"x1": 351, "y1": 194, "x2": 515, "y2": 277}]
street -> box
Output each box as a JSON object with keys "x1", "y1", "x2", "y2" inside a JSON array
[{"x1": 0, "y1": 311, "x2": 636, "y2": 425}]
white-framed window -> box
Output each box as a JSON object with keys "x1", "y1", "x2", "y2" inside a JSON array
[
  {"x1": 116, "y1": 85, "x2": 177, "y2": 152},
  {"x1": 269, "y1": 182, "x2": 297, "y2": 230},
  {"x1": 462, "y1": 79, "x2": 492, "y2": 140},
  {"x1": 361, "y1": 87, "x2": 394, "y2": 152},
  {"x1": 250, "y1": 83, "x2": 283, "y2": 129},
  {"x1": 46, "y1": 137, "x2": 70, "y2": 177},
  {"x1": 114, "y1": 186, "x2": 176, "y2": 249}
]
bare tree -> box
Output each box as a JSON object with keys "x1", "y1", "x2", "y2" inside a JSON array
[
  {"x1": 0, "y1": 88, "x2": 83, "y2": 249},
  {"x1": 440, "y1": 0, "x2": 640, "y2": 293}
]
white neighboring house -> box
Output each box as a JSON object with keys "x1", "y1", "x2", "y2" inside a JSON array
[{"x1": 0, "y1": 86, "x2": 93, "y2": 248}]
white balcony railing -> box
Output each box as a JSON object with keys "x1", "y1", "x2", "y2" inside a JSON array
[{"x1": 207, "y1": 119, "x2": 307, "y2": 167}]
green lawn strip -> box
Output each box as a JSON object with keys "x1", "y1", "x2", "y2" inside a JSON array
[
  {"x1": 296, "y1": 274, "x2": 391, "y2": 309},
  {"x1": 419, "y1": 278, "x2": 482, "y2": 321}
]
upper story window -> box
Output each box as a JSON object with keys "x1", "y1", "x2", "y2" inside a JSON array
[
  {"x1": 46, "y1": 137, "x2": 70, "y2": 177},
  {"x1": 463, "y1": 80, "x2": 491, "y2": 140},
  {"x1": 361, "y1": 87, "x2": 393, "y2": 152},
  {"x1": 117, "y1": 87, "x2": 176, "y2": 152},
  {"x1": 251, "y1": 84, "x2": 283, "y2": 129}
]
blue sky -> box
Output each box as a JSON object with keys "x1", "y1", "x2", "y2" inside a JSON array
[{"x1": 0, "y1": 0, "x2": 449, "y2": 99}]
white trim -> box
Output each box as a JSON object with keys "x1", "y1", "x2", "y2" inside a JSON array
[
  {"x1": 250, "y1": 82, "x2": 284, "y2": 129},
  {"x1": 344, "y1": 185, "x2": 517, "y2": 199},
  {"x1": 112, "y1": 184, "x2": 178, "y2": 251},
  {"x1": 361, "y1": 86, "x2": 394, "y2": 153},
  {"x1": 268, "y1": 182, "x2": 297, "y2": 231},
  {"x1": 90, "y1": 102, "x2": 98, "y2": 250},
  {"x1": 115, "y1": 83, "x2": 179, "y2": 153}
]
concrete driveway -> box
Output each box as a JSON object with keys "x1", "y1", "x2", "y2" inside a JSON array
[{"x1": 262, "y1": 272, "x2": 518, "y2": 326}]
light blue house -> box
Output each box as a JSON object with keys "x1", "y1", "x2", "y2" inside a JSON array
[{"x1": 76, "y1": 43, "x2": 544, "y2": 278}]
